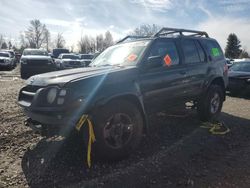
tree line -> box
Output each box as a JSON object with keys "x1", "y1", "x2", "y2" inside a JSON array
[
  {"x1": 0, "y1": 19, "x2": 115, "y2": 54},
  {"x1": 0, "y1": 20, "x2": 249, "y2": 58}
]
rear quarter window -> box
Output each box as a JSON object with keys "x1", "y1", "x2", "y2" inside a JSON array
[{"x1": 203, "y1": 40, "x2": 224, "y2": 61}]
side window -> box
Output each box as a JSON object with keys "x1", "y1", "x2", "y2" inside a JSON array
[
  {"x1": 204, "y1": 40, "x2": 224, "y2": 60},
  {"x1": 196, "y1": 41, "x2": 206, "y2": 62},
  {"x1": 182, "y1": 39, "x2": 200, "y2": 64},
  {"x1": 148, "y1": 40, "x2": 179, "y2": 66}
]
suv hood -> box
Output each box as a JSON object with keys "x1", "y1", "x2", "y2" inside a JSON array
[
  {"x1": 21, "y1": 55, "x2": 51, "y2": 60},
  {"x1": 0, "y1": 57, "x2": 10, "y2": 60},
  {"x1": 26, "y1": 66, "x2": 127, "y2": 87}
]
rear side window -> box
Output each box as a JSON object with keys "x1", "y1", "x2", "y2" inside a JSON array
[
  {"x1": 148, "y1": 40, "x2": 179, "y2": 65},
  {"x1": 204, "y1": 40, "x2": 224, "y2": 60},
  {"x1": 182, "y1": 39, "x2": 200, "y2": 64}
]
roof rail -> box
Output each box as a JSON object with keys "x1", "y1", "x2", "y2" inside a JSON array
[
  {"x1": 116, "y1": 35, "x2": 150, "y2": 44},
  {"x1": 154, "y1": 27, "x2": 209, "y2": 38}
]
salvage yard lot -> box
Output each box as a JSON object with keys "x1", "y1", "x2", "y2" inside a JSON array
[{"x1": 0, "y1": 67, "x2": 250, "y2": 188}]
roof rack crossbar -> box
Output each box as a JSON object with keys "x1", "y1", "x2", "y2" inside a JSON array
[
  {"x1": 116, "y1": 35, "x2": 150, "y2": 44},
  {"x1": 154, "y1": 27, "x2": 209, "y2": 38}
]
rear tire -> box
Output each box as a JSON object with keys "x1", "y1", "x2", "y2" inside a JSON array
[
  {"x1": 91, "y1": 100, "x2": 144, "y2": 161},
  {"x1": 197, "y1": 85, "x2": 224, "y2": 121}
]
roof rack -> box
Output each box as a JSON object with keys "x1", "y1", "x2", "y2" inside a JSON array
[
  {"x1": 116, "y1": 35, "x2": 150, "y2": 44},
  {"x1": 154, "y1": 27, "x2": 209, "y2": 38}
]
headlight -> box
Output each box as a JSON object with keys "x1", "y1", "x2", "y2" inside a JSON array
[
  {"x1": 4, "y1": 59, "x2": 10, "y2": 63},
  {"x1": 47, "y1": 88, "x2": 58, "y2": 104},
  {"x1": 247, "y1": 78, "x2": 250, "y2": 82},
  {"x1": 21, "y1": 59, "x2": 27, "y2": 64}
]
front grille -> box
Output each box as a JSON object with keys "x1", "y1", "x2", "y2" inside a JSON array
[
  {"x1": 0, "y1": 59, "x2": 4, "y2": 63},
  {"x1": 19, "y1": 85, "x2": 43, "y2": 104},
  {"x1": 69, "y1": 61, "x2": 80, "y2": 66},
  {"x1": 27, "y1": 59, "x2": 49, "y2": 66}
]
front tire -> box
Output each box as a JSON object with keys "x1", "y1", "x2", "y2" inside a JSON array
[
  {"x1": 197, "y1": 85, "x2": 224, "y2": 121},
  {"x1": 91, "y1": 100, "x2": 144, "y2": 161}
]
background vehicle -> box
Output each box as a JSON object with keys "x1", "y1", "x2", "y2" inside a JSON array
[
  {"x1": 20, "y1": 48, "x2": 55, "y2": 79},
  {"x1": 228, "y1": 61, "x2": 250, "y2": 95},
  {"x1": 55, "y1": 53, "x2": 83, "y2": 69},
  {"x1": 79, "y1": 54, "x2": 94, "y2": 66},
  {"x1": 0, "y1": 51, "x2": 15, "y2": 69},
  {"x1": 18, "y1": 28, "x2": 228, "y2": 160},
  {"x1": 1, "y1": 50, "x2": 17, "y2": 67},
  {"x1": 226, "y1": 58, "x2": 234, "y2": 68},
  {"x1": 51, "y1": 48, "x2": 70, "y2": 59}
]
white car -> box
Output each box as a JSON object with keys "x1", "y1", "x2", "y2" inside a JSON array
[
  {"x1": 79, "y1": 54, "x2": 94, "y2": 66},
  {"x1": 55, "y1": 53, "x2": 83, "y2": 69},
  {"x1": 0, "y1": 51, "x2": 15, "y2": 69}
]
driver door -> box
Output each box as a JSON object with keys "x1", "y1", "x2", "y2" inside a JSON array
[{"x1": 138, "y1": 38, "x2": 189, "y2": 106}]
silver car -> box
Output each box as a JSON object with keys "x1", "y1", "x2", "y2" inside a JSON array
[
  {"x1": 55, "y1": 53, "x2": 83, "y2": 69},
  {"x1": 0, "y1": 51, "x2": 15, "y2": 69}
]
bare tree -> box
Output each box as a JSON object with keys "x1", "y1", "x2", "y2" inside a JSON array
[
  {"x1": 25, "y1": 19, "x2": 47, "y2": 48},
  {"x1": 78, "y1": 35, "x2": 95, "y2": 53},
  {"x1": 54, "y1": 33, "x2": 65, "y2": 48},
  {"x1": 0, "y1": 35, "x2": 4, "y2": 49},
  {"x1": 44, "y1": 28, "x2": 51, "y2": 51},
  {"x1": 96, "y1": 34, "x2": 104, "y2": 52},
  {"x1": 8, "y1": 41, "x2": 12, "y2": 49},
  {"x1": 70, "y1": 45, "x2": 75, "y2": 53},
  {"x1": 19, "y1": 32, "x2": 28, "y2": 52},
  {"x1": 103, "y1": 31, "x2": 113, "y2": 49},
  {"x1": 131, "y1": 24, "x2": 160, "y2": 36}
]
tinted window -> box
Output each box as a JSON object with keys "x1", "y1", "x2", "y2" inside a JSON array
[
  {"x1": 62, "y1": 55, "x2": 80, "y2": 59},
  {"x1": 196, "y1": 41, "x2": 206, "y2": 62},
  {"x1": 204, "y1": 40, "x2": 224, "y2": 60},
  {"x1": 182, "y1": 39, "x2": 200, "y2": 64},
  {"x1": 52, "y1": 49, "x2": 69, "y2": 58},
  {"x1": 23, "y1": 50, "x2": 48, "y2": 56},
  {"x1": 148, "y1": 40, "x2": 179, "y2": 65},
  {"x1": 81, "y1": 54, "x2": 94, "y2": 59},
  {"x1": 0, "y1": 52, "x2": 10, "y2": 57}
]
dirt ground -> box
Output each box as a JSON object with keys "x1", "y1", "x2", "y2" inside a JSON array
[{"x1": 0, "y1": 66, "x2": 250, "y2": 188}]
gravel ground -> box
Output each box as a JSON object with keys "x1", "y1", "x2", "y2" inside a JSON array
[{"x1": 0, "y1": 67, "x2": 250, "y2": 188}]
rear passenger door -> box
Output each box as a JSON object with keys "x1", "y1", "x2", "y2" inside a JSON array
[{"x1": 180, "y1": 39, "x2": 208, "y2": 98}]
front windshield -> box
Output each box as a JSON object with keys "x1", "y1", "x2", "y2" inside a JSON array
[
  {"x1": 23, "y1": 50, "x2": 48, "y2": 56},
  {"x1": 90, "y1": 40, "x2": 149, "y2": 67},
  {"x1": 62, "y1": 55, "x2": 79, "y2": 59},
  {"x1": 0, "y1": 52, "x2": 10, "y2": 57},
  {"x1": 230, "y1": 62, "x2": 250, "y2": 72}
]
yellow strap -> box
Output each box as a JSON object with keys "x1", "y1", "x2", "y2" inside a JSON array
[
  {"x1": 75, "y1": 115, "x2": 96, "y2": 168},
  {"x1": 201, "y1": 121, "x2": 230, "y2": 135}
]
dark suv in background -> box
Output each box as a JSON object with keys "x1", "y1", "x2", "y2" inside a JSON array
[
  {"x1": 20, "y1": 48, "x2": 55, "y2": 79},
  {"x1": 51, "y1": 48, "x2": 70, "y2": 59},
  {"x1": 18, "y1": 28, "x2": 228, "y2": 160}
]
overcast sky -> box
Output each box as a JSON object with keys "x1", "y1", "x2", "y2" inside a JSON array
[{"x1": 0, "y1": 0, "x2": 250, "y2": 51}]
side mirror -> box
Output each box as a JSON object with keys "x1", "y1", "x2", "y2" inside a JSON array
[{"x1": 145, "y1": 56, "x2": 163, "y2": 69}]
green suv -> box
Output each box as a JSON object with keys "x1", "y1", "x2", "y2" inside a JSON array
[{"x1": 18, "y1": 28, "x2": 228, "y2": 160}]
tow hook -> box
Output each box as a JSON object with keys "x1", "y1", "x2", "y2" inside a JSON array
[{"x1": 24, "y1": 118, "x2": 47, "y2": 136}]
